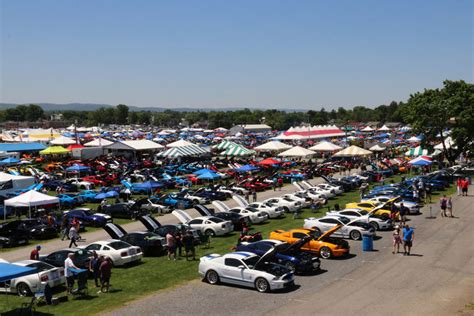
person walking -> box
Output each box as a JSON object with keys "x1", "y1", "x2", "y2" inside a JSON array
[
  {"x1": 398, "y1": 203, "x2": 407, "y2": 226},
  {"x1": 166, "y1": 232, "x2": 176, "y2": 261},
  {"x1": 461, "y1": 177, "x2": 469, "y2": 196},
  {"x1": 182, "y1": 230, "x2": 196, "y2": 261},
  {"x1": 392, "y1": 225, "x2": 402, "y2": 254},
  {"x1": 68, "y1": 225, "x2": 79, "y2": 248},
  {"x1": 456, "y1": 177, "x2": 463, "y2": 196},
  {"x1": 98, "y1": 256, "x2": 112, "y2": 293},
  {"x1": 402, "y1": 224, "x2": 415, "y2": 256},
  {"x1": 447, "y1": 196, "x2": 453, "y2": 217},
  {"x1": 64, "y1": 253, "x2": 79, "y2": 294},
  {"x1": 60, "y1": 217, "x2": 69, "y2": 241},
  {"x1": 252, "y1": 190, "x2": 257, "y2": 202},
  {"x1": 440, "y1": 195, "x2": 448, "y2": 217},
  {"x1": 175, "y1": 231, "x2": 183, "y2": 257},
  {"x1": 30, "y1": 245, "x2": 41, "y2": 260},
  {"x1": 277, "y1": 177, "x2": 283, "y2": 191}
]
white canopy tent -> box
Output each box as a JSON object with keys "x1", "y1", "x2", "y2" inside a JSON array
[
  {"x1": 378, "y1": 125, "x2": 391, "y2": 131},
  {"x1": 333, "y1": 145, "x2": 372, "y2": 157},
  {"x1": 278, "y1": 146, "x2": 316, "y2": 158},
  {"x1": 369, "y1": 144, "x2": 387, "y2": 152},
  {"x1": 361, "y1": 126, "x2": 374, "y2": 132},
  {"x1": 84, "y1": 138, "x2": 114, "y2": 147},
  {"x1": 166, "y1": 139, "x2": 195, "y2": 148},
  {"x1": 50, "y1": 135, "x2": 76, "y2": 145},
  {"x1": 309, "y1": 141, "x2": 343, "y2": 152},
  {"x1": 4, "y1": 190, "x2": 60, "y2": 220},
  {"x1": 434, "y1": 137, "x2": 455, "y2": 150},
  {"x1": 407, "y1": 136, "x2": 421, "y2": 143},
  {"x1": 254, "y1": 141, "x2": 292, "y2": 152}
]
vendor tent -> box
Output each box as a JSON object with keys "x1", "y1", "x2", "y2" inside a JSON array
[
  {"x1": 157, "y1": 145, "x2": 209, "y2": 158},
  {"x1": 66, "y1": 144, "x2": 84, "y2": 151},
  {"x1": 378, "y1": 125, "x2": 391, "y2": 131},
  {"x1": 50, "y1": 136, "x2": 76, "y2": 145},
  {"x1": 408, "y1": 156, "x2": 433, "y2": 166},
  {"x1": 278, "y1": 146, "x2": 316, "y2": 158},
  {"x1": 309, "y1": 141, "x2": 342, "y2": 151},
  {"x1": 220, "y1": 145, "x2": 255, "y2": 156},
  {"x1": 66, "y1": 164, "x2": 91, "y2": 172},
  {"x1": 39, "y1": 146, "x2": 70, "y2": 155},
  {"x1": 84, "y1": 138, "x2": 113, "y2": 147},
  {"x1": 166, "y1": 139, "x2": 195, "y2": 148},
  {"x1": 212, "y1": 140, "x2": 240, "y2": 150},
  {"x1": 369, "y1": 144, "x2": 387, "y2": 152},
  {"x1": 407, "y1": 136, "x2": 421, "y2": 142},
  {"x1": 106, "y1": 140, "x2": 164, "y2": 151},
  {"x1": 405, "y1": 146, "x2": 429, "y2": 156},
  {"x1": 333, "y1": 145, "x2": 372, "y2": 157},
  {"x1": 234, "y1": 164, "x2": 260, "y2": 173},
  {"x1": 4, "y1": 190, "x2": 60, "y2": 219},
  {"x1": 361, "y1": 126, "x2": 374, "y2": 132},
  {"x1": 197, "y1": 171, "x2": 221, "y2": 180},
  {"x1": 257, "y1": 158, "x2": 281, "y2": 166},
  {"x1": 254, "y1": 141, "x2": 292, "y2": 152}
]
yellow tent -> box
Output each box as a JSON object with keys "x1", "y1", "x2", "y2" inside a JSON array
[{"x1": 39, "y1": 146, "x2": 70, "y2": 155}]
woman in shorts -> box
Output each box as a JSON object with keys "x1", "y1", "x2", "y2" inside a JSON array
[{"x1": 392, "y1": 225, "x2": 402, "y2": 254}]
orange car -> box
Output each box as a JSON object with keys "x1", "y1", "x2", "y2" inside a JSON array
[{"x1": 269, "y1": 225, "x2": 349, "y2": 259}]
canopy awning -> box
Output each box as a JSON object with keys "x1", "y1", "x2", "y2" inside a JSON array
[
  {"x1": 166, "y1": 139, "x2": 195, "y2": 148},
  {"x1": 405, "y1": 146, "x2": 429, "y2": 156},
  {"x1": 220, "y1": 145, "x2": 255, "y2": 156},
  {"x1": 333, "y1": 145, "x2": 372, "y2": 157},
  {"x1": 254, "y1": 141, "x2": 292, "y2": 152},
  {"x1": 157, "y1": 145, "x2": 209, "y2": 158},
  {"x1": 309, "y1": 141, "x2": 342, "y2": 151},
  {"x1": 84, "y1": 138, "x2": 114, "y2": 147},
  {"x1": 39, "y1": 146, "x2": 70, "y2": 155},
  {"x1": 50, "y1": 135, "x2": 76, "y2": 145},
  {"x1": 278, "y1": 146, "x2": 316, "y2": 157}
]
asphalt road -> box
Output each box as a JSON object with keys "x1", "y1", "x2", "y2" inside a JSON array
[{"x1": 104, "y1": 186, "x2": 474, "y2": 316}]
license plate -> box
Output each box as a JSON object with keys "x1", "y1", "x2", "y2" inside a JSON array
[{"x1": 129, "y1": 248, "x2": 136, "y2": 255}]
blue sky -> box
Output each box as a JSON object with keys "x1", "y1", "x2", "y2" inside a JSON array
[{"x1": 1, "y1": 0, "x2": 472, "y2": 110}]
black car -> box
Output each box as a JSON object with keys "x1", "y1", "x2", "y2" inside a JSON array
[
  {"x1": 194, "y1": 204, "x2": 249, "y2": 231},
  {"x1": 0, "y1": 219, "x2": 57, "y2": 240},
  {"x1": 102, "y1": 203, "x2": 148, "y2": 219},
  {"x1": 138, "y1": 215, "x2": 201, "y2": 245},
  {"x1": 321, "y1": 175, "x2": 354, "y2": 192},
  {"x1": 193, "y1": 188, "x2": 228, "y2": 201},
  {"x1": 103, "y1": 223, "x2": 167, "y2": 256},
  {"x1": 0, "y1": 234, "x2": 29, "y2": 248},
  {"x1": 40, "y1": 248, "x2": 92, "y2": 269}
]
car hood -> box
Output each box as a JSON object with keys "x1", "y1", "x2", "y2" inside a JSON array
[
  {"x1": 254, "y1": 247, "x2": 277, "y2": 269},
  {"x1": 317, "y1": 224, "x2": 343, "y2": 240},
  {"x1": 138, "y1": 215, "x2": 162, "y2": 231}
]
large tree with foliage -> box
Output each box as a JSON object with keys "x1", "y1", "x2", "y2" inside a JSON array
[{"x1": 402, "y1": 80, "x2": 474, "y2": 162}]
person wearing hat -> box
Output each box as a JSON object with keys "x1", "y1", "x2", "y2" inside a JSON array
[{"x1": 30, "y1": 245, "x2": 41, "y2": 260}]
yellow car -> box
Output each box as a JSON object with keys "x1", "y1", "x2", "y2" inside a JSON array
[
  {"x1": 269, "y1": 225, "x2": 350, "y2": 259},
  {"x1": 345, "y1": 201, "x2": 398, "y2": 220}
]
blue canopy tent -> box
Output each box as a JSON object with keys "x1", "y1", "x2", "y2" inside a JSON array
[
  {"x1": 197, "y1": 171, "x2": 221, "y2": 180},
  {"x1": 194, "y1": 168, "x2": 216, "y2": 175},
  {"x1": 66, "y1": 164, "x2": 91, "y2": 172},
  {"x1": 234, "y1": 164, "x2": 259, "y2": 173},
  {"x1": 0, "y1": 157, "x2": 20, "y2": 165}
]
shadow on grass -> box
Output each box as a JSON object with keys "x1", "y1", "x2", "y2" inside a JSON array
[{"x1": 1, "y1": 309, "x2": 54, "y2": 316}]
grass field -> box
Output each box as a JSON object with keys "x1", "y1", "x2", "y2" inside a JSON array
[{"x1": 0, "y1": 177, "x2": 457, "y2": 315}]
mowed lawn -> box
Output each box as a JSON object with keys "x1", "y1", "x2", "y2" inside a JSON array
[{"x1": 0, "y1": 176, "x2": 456, "y2": 315}]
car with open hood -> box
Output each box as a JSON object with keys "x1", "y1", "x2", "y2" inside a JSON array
[
  {"x1": 303, "y1": 216, "x2": 375, "y2": 240},
  {"x1": 232, "y1": 195, "x2": 284, "y2": 219},
  {"x1": 212, "y1": 200, "x2": 268, "y2": 224},
  {"x1": 345, "y1": 200, "x2": 398, "y2": 219},
  {"x1": 171, "y1": 209, "x2": 233, "y2": 236},
  {"x1": 361, "y1": 196, "x2": 420, "y2": 215},
  {"x1": 0, "y1": 260, "x2": 65, "y2": 296},
  {"x1": 236, "y1": 237, "x2": 320, "y2": 274},
  {"x1": 137, "y1": 215, "x2": 201, "y2": 244},
  {"x1": 198, "y1": 250, "x2": 295, "y2": 293},
  {"x1": 102, "y1": 203, "x2": 149, "y2": 219},
  {"x1": 81, "y1": 239, "x2": 143, "y2": 266},
  {"x1": 132, "y1": 198, "x2": 171, "y2": 214},
  {"x1": 103, "y1": 223, "x2": 167, "y2": 256},
  {"x1": 262, "y1": 197, "x2": 302, "y2": 213},
  {"x1": 269, "y1": 226, "x2": 349, "y2": 259},
  {"x1": 194, "y1": 205, "x2": 249, "y2": 231}
]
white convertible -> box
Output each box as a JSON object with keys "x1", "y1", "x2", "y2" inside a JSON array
[
  {"x1": 303, "y1": 215, "x2": 375, "y2": 240},
  {"x1": 0, "y1": 260, "x2": 65, "y2": 296},
  {"x1": 82, "y1": 240, "x2": 143, "y2": 266},
  {"x1": 198, "y1": 250, "x2": 295, "y2": 293},
  {"x1": 326, "y1": 208, "x2": 393, "y2": 230},
  {"x1": 172, "y1": 209, "x2": 234, "y2": 236}
]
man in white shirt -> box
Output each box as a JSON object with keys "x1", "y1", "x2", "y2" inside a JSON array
[{"x1": 65, "y1": 253, "x2": 79, "y2": 294}]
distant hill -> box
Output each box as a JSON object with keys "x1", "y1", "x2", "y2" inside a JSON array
[{"x1": 0, "y1": 103, "x2": 307, "y2": 112}]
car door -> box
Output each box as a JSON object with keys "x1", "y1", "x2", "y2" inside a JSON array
[
  {"x1": 222, "y1": 258, "x2": 248, "y2": 286},
  {"x1": 291, "y1": 232, "x2": 311, "y2": 251},
  {"x1": 188, "y1": 219, "x2": 204, "y2": 231}
]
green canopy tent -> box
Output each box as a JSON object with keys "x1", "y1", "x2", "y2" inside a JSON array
[
  {"x1": 39, "y1": 146, "x2": 70, "y2": 155},
  {"x1": 220, "y1": 145, "x2": 255, "y2": 156}
]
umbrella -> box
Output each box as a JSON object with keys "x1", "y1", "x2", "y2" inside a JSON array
[
  {"x1": 257, "y1": 158, "x2": 281, "y2": 166},
  {"x1": 197, "y1": 171, "x2": 221, "y2": 180},
  {"x1": 0, "y1": 157, "x2": 20, "y2": 165},
  {"x1": 66, "y1": 164, "x2": 91, "y2": 172}
]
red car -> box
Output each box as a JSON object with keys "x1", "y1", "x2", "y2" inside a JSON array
[
  {"x1": 238, "y1": 179, "x2": 269, "y2": 192},
  {"x1": 82, "y1": 175, "x2": 107, "y2": 186}
]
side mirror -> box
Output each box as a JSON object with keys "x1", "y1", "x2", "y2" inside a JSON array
[{"x1": 238, "y1": 265, "x2": 245, "y2": 269}]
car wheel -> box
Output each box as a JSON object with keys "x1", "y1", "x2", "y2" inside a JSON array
[
  {"x1": 283, "y1": 207, "x2": 290, "y2": 213},
  {"x1": 262, "y1": 212, "x2": 270, "y2": 219},
  {"x1": 205, "y1": 229, "x2": 216, "y2": 237},
  {"x1": 16, "y1": 283, "x2": 32, "y2": 296},
  {"x1": 255, "y1": 277, "x2": 270, "y2": 293},
  {"x1": 193, "y1": 200, "x2": 199, "y2": 206},
  {"x1": 206, "y1": 270, "x2": 219, "y2": 285},
  {"x1": 370, "y1": 222, "x2": 379, "y2": 230},
  {"x1": 350, "y1": 230, "x2": 361, "y2": 240},
  {"x1": 319, "y1": 246, "x2": 332, "y2": 259}
]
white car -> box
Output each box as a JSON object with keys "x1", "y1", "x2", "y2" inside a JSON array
[
  {"x1": 247, "y1": 202, "x2": 285, "y2": 219},
  {"x1": 82, "y1": 239, "x2": 143, "y2": 266},
  {"x1": 133, "y1": 198, "x2": 171, "y2": 214},
  {"x1": 212, "y1": 201, "x2": 268, "y2": 224},
  {"x1": 0, "y1": 260, "x2": 65, "y2": 296},
  {"x1": 361, "y1": 196, "x2": 420, "y2": 214},
  {"x1": 172, "y1": 209, "x2": 234, "y2": 236},
  {"x1": 299, "y1": 181, "x2": 335, "y2": 198},
  {"x1": 181, "y1": 191, "x2": 209, "y2": 205},
  {"x1": 326, "y1": 208, "x2": 393, "y2": 230},
  {"x1": 303, "y1": 215, "x2": 375, "y2": 240},
  {"x1": 281, "y1": 193, "x2": 311, "y2": 208},
  {"x1": 215, "y1": 184, "x2": 249, "y2": 196},
  {"x1": 65, "y1": 178, "x2": 94, "y2": 190},
  {"x1": 292, "y1": 191, "x2": 326, "y2": 206},
  {"x1": 310, "y1": 182, "x2": 343, "y2": 195},
  {"x1": 263, "y1": 197, "x2": 302, "y2": 213},
  {"x1": 198, "y1": 250, "x2": 295, "y2": 293}
]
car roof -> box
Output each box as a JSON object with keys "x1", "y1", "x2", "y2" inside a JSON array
[{"x1": 224, "y1": 252, "x2": 257, "y2": 260}]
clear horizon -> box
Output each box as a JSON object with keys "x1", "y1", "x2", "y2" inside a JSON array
[{"x1": 1, "y1": 1, "x2": 472, "y2": 110}]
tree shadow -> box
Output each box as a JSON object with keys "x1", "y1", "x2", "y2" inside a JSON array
[{"x1": 1, "y1": 309, "x2": 54, "y2": 316}]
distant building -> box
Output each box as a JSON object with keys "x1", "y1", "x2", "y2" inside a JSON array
[{"x1": 229, "y1": 124, "x2": 272, "y2": 135}]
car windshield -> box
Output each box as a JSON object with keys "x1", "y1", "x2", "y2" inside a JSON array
[
  {"x1": 339, "y1": 217, "x2": 350, "y2": 224},
  {"x1": 82, "y1": 210, "x2": 93, "y2": 216},
  {"x1": 74, "y1": 249, "x2": 92, "y2": 260},
  {"x1": 359, "y1": 210, "x2": 369, "y2": 215},
  {"x1": 245, "y1": 207, "x2": 259, "y2": 213},
  {"x1": 283, "y1": 197, "x2": 293, "y2": 202},
  {"x1": 108, "y1": 241, "x2": 131, "y2": 250},
  {"x1": 208, "y1": 217, "x2": 224, "y2": 223}
]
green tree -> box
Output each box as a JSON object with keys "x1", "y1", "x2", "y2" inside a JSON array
[
  {"x1": 25, "y1": 104, "x2": 44, "y2": 121},
  {"x1": 115, "y1": 104, "x2": 129, "y2": 124}
]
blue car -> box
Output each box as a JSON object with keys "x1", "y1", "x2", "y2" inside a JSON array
[
  {"x1": 150, "y1": 194, "x2": 193, "y2": 209},
  {"x1": 63, "y1": 208, "x2": 112, "y2": 227},
  {"x1": 235, "y1": 237, "x2": 320, "y2": 274},
  {"x1": 78, "y1": 190, "x2": 101, "y2": 203},
  {"x1": 57, "y1": 193, "x2": 83, "y2": 207}
]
